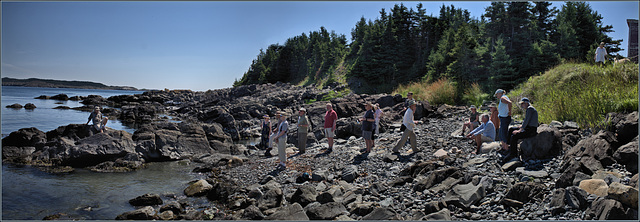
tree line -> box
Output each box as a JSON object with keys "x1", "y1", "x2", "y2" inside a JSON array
[{"x1": 234, "y1": 1, "x2": 622, "y2": 96}]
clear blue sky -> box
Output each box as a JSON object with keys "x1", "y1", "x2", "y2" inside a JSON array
[{"x1": 2, "y1": 1, "x2": 638, "y2": 91}]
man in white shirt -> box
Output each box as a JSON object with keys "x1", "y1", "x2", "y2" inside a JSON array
[{"x1": 393, "y1": 100, "x2": 419, "y2": 153}]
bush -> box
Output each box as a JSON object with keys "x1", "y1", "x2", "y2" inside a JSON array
[
  {"x1": 462, "y1": 83, "x2": 489, "y2": 108},
  {"x1": 509, "y1": 62, "x2": 638, "y2": 128},
  {"x1": 393, "y1": 78, "x2": 457, "y2": 106}
]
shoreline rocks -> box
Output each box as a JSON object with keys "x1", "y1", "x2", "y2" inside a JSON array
[{"x1": 3, "y1": 83, "x2": 638, "y2": 220}]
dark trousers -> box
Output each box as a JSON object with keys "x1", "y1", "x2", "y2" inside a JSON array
[{"x1": 508, "y1": 126, "x2": 538, "y2": 155}]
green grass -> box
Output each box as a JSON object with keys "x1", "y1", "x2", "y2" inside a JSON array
[
  {"x1": 393, "y1": 78, "x2": 457, "y2": 105},
  {"x1": 509, "y1": 62, "x2": 638, "y2": 128}
]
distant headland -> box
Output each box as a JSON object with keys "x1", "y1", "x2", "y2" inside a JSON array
[{"x1": 2, "y1": 77, "x2": 140, "y2": 91}]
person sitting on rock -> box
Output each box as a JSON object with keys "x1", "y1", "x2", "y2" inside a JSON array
[
  {"x1": 393, "y1": 100, "x2": 419, "y2": 154},
  {"x1": 86, "y1": 106, "x2": 108, "y2": 133},
  {"x1": 260, "y1": 115, "x2": 272, "y2": 150},
  {"x1": 274, "y1": 112, "x2": 289, "y2": 169},
  {"x1": 466, "y1": 114, "x2": 495, "y2": 154},
  {"x1": 297, "y1": 108, "x2": 310, "y2": 154},
  {"x1": 503, "y1": 97, "x2": 539, "y2": 163},
  {"x1": 460, "y1": 105, "x2": 480, "y2": 135},
  {"x1": 489, "y1": 103, "x2": 500, "y2": 139}
]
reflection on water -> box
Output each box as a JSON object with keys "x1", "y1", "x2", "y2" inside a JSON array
[{"x1": 2, "y1": 161, "x2": 204, "y2": 220}]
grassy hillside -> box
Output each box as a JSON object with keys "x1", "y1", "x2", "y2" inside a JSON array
[{"x1": 509, "y1": 62, "x2": 638, "y2": 128}]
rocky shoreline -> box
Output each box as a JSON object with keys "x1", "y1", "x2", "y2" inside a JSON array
[{"x1": 2, "y1": 82, "x2": 638, "y2": 220}]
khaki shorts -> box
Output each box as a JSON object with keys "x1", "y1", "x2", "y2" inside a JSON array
[
  {"x1": 480, "y1": 135, "x2": 493, "y2": 143},
  {"x1": 471, "y1": 121, "x2": 480, "y2": 128},
  {"x1": 324, "y1": 128, "x2": 335, "y2": 138}
]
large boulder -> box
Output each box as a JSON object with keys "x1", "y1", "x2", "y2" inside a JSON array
[
  {"x1": 519, "y1": 124, "x2": 562, "y2": 161},
  {"x1": 579, "y1": 179, "x2": 609, "y2": 197},
  {"x1": 585, "y1": 198, "x2": 627, "y2": 220},
  {"x1": 305, "y1": 202, "x2": 347, "y2": 220},
  {"x1": 257, "y1": 181, "x2": 283, "y2": 210},
  {"x1": 129, "y1": 193, "x2": 163, "y2": 206},
  {"x1": 565, "y1": 130, "x2": 618, "y2": 168},
  {"x1": 115, "y1": 206, "x2": 156, "y2": 220},
  {"x1": 607, "y1": 182, "x2": 638, "y2": 208},
  {"x1": 264, "y1": 203, "x2": 309, "y2": 220},
  {"x1": 290, "y1": 185, "x2": 318, "y2": 207},
  {"x1": 2, "y1": 127, "x2": 46, "y2": 148},
  {"x1": 605, "y1": 111, "x2": 638, "y2": 145},
  {"x1": 443, "y1": 183, "x2": 486, "y2": 209},
  {"x1": 361, "y1": 207, "x2": 400, "y2": 220},
  {"x1": 613, "y1": 136, "x2": 638, "y2": 174},
  {"x1": 414, "y1": 167, "x2": 463, "y2": 192},
  {"x1": 505, "y1": 182, "x2": 546, "y2": 203},
  {"x1": 184, "y1": 180, "x2": 213, "y2": 197},
  {"x1": 133, "y1": 122, "x2": 214, "y2": 161}
]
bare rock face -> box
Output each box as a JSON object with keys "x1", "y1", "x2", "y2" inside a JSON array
[{"x1": 519, "y1": 124, "x2": 562, "y2": 161}]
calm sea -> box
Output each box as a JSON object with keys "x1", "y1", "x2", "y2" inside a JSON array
[{"x1": 1, "y1": 86, "x2": 204, "y2": 220}]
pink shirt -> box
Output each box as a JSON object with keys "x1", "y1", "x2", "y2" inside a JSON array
[{"x1": 324, "y1": 109, "x2": 338, "y2": 128}]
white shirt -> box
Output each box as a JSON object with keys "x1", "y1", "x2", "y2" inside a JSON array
[
  {"x1": 595, "y1": 47, "x2": 607, "y2": 62},
  {"x1": 403, "y1": 107, "x2": 416, "y2": 131}
]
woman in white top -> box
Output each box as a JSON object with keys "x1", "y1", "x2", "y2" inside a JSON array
[{"x1": 595, "y1": 42, "x2": 607, "y2": 66}]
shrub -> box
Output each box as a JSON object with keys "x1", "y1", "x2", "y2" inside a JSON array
[
  {"x1": 462, "y1": 83, "x2": 489, "y2": 108},
  {"x1": 392, "y1": 78, "x2": 457, "y2": 106}
]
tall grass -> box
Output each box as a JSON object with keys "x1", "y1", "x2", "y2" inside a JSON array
[
  {"x1": 393, "y1": 78, "x2": 457, "y2": 105},
  {"x1": 509, "y1": 62, "x2": 638, "y2": 128},
  {"x1": 462, "y1": 83, "x2": 489, "y2": 108}
]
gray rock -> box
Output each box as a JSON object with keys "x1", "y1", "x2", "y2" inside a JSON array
[
  {"x1": 160, "y1": 201, "x2": 183, "y2": 214},
  {"x1": 565, "y1": 186, "x2": 589, "y2": 210},
  {"x1": 613, "y1": 137, "x2": 638, "y2": 174},
  {"x1": 585, "y1": 198, "x2": 627, "y2": 220},
  {"x1": 240, "y1": 205, "x2": 264, "y2": 220},
  {"x1": 519, "y1": 124, "x2": 562, "y2": 161},
  {"x1": 115, "y1": 206, "x2": 155, "y2": 220},
  {"x1": 257, "y1": 182, "x2": 283, "y2": 210},
  {"x1": 291, "y1": 185, "x2": 317, "y2": 207},
  {"x1": 129, "y1": 193, "x2": 163, "y2": 206},
  {"x1": 305, "y1": 202, "x2": 347, "y2": 220},
  {"x1": 424, "y1": 208, "x2": 452, "y2": 220},
  {"x1": 361, "y1": 207, "x2": 400, "y2": 220},
  {"x1": 516, "y1": 167, "x2": 549, "y2": 178},
  {"x1": 184, "y1": 180, "x2": 213, "y2": 197},
  {"x1": 265, "y1": 203, "x2": 309, "y2": 220},
  {"x1": 443, "y1": 183, "x2": 486, "y2": 209},
  {"x1": 502, "y1": 161, "x2": 523, "y2": 172},
  {"x1": 342, "y1": 165, "x2": 359, "y2": 183},
  {"x1": 573, "y1": 171, "x2": 592, "y2": 186}
]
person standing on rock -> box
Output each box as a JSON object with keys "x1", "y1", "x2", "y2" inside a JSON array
[
  {"x1": 373, "y1": 103, "x2": 383, "y2": 147},
  {"x1": 489, "y1": 103, "x2": 500, "y2": 140},
  {"x1": 274, "y1": 112, "x2": 289, "y2": 169},
  {"x1": 297, "y1": 108, "x2": 310, "y2": 154},
  {"x1": 466, "y1": 114, "x2": 495, "y2": 154},
  {"x1": 360, "y1": 103, "x2": 376, "y2": 153},
  {"x1": 260, "y1": 115, "x2": 272, "y2": 151},
  {"x1": 324, "y1": 103, "x2": 338, "y2": 153},
  {"x1": 504, "y1": 97, "x2": 539, "y2": 162},
  {"x1": 460, "y1": 105, "x2": 480, "y2": 135},
  {"x1": 495, "y1": 89, "x2": 512, "y2": 152},
  {"x1": 393, "y1": 100, "x2": 419, "y2": 153},
  {"x1": 86, "y1": 106, "x2": 108, "y2": 133}
]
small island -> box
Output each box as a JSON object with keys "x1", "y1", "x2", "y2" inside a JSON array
[{"x1": 2, "y1": 77, "x2": 139, "y2": 91}]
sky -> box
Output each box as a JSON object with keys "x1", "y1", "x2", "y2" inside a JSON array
[{"x1": 2, "y1": 1, "x2": 638, "y2": 92}]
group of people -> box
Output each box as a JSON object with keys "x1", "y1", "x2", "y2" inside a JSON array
[
  {"x1": 258, "y1": 88, "x2": 538, "y2": 169},
  {"x1": 461, "y1": 89, "x2": 539, "y2": 163},
  {"x1": 259, "y1": 102, "x2": 388, "y2": 169}
]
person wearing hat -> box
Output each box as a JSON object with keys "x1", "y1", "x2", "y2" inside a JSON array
[
  {"x1": 297, "y1": 108, "x2": 310, "y2": 154},
  {"x1": 595, "y1": 42, "x2": 607, "y2": 66},
  {"x1": 393, "y1": 100, "x2": 419, "y2": 153},
  {"x1": 495, "y1": 89, "x2": 512, "y2": 151},
  {"x1": 504, "y1": 97, "x2": 539, "y2": 163},
  {"x1": 86, "y1": 106, "x2": 108, "y2": 133},
  {"x1": 488, "y1": 102, "x2": 500, "y2": 138},
  {"x1": 274, "y1": 111, "x2": 289, "y2": 169},
  {"x1": 360, "y1": 103, "x2": 376, "y2": 153},
  {"x1": 466, "y1": 114, "x2": 496, "y2": 154},
  {"x1": 260, "y1": 114, "x2": 272, "y2": 151},
  {"x1": 460, "y1": 105, "x2": 480, "y2": 135}
]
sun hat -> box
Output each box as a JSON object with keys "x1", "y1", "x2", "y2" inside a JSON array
[
  {"x1": 519, "y1": 97, "x2": 531, "y2": 104},
  {"x1": 299, "y1": 107, "x2": 306, "y2": 112},
  {"x1": 494, "y1": 89, "x2": 505, "y2": 96},
  {"x1": 407, "y1": 100, "x2": 416, "y2": 106},
  {"x1": 469, "y1": 105, "x2": 477, "y2": 110},
  {"x1": 488, "y1": 103, "x2": 497, "y2": 108}
]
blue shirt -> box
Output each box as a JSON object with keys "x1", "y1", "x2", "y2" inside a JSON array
[
  {"x1": 498, "y1": 95, "x2": 510, "y2": 117},
  {"x1": 469, "y1": 120, "x2": 496, "y2": 140}
]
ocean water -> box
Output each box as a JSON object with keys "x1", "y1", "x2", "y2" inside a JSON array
[
  {"x1": 1, "y1": 86, "x2": 204, "y2": 220},
  {"x1": 1, "y1": 86, "x2": 141, "y2": 137}
]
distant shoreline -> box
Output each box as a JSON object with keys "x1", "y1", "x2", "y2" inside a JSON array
[{"x1": 2, "y1": 77, "x2": 142, "y2": 91}]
